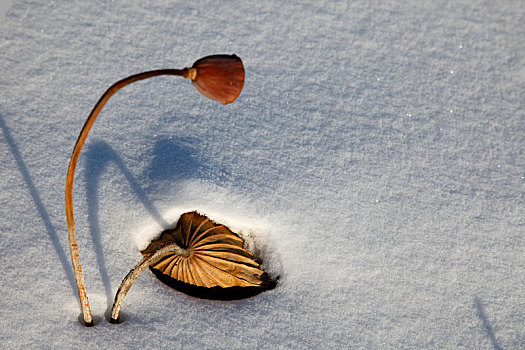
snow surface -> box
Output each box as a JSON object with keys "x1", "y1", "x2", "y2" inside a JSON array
[{"x1": 0, "y1": 0, "x2": 524, "y2": 348}]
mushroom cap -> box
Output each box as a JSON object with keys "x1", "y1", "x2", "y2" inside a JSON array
[{"x1": 142, "y1": 211, "x2": 275, "y2": 299}]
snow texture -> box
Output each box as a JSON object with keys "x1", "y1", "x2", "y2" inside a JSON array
[{"x1": 0, "y1": 0, "x2": 524, "y2": 348}]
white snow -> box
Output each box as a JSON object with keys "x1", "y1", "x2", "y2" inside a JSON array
[{"x1": 0, "y1": 1, "x2": 523, "y2": 348}]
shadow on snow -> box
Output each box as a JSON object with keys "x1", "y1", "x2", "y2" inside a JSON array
[{"x1": 83, "y1": 137, "x2": 207, "y2": 309}]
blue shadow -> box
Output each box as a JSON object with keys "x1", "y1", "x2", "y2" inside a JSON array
[
  {"x1": 83, "y1": 136, "x2": 206, "y2": 308},
  {"x1": 474, "y1": 297, "x2": 502, "y2": 350},
  {"x1": 145, "y1": 136, "x2": 206, "y2": 182},
  {"x1": 0, "y1": 111, "x2": 77, "y2": 295}
]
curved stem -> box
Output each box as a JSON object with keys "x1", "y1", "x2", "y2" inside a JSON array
[
  {"x1": 110, "y1": 243, "x2": 189, "y2": 323},
  {"x1": 65, "y1": 69, "x2": 187, "y2": 326}
]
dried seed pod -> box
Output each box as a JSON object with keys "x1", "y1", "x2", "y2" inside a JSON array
[{"x1": 184, "y1": 54, "x2": 245, "y2": 104}]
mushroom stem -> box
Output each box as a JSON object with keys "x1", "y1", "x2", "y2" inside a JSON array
[
  {"x1": 65, "y1": 69, "x2": 188, "y2": 326},
  {"x1": 110, "y1": 243, "x2": 189, "y2": 323}
]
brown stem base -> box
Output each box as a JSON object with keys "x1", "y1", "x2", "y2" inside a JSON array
[{"x1": 110, "y1": 243, "x2": 189, "y2": 322}]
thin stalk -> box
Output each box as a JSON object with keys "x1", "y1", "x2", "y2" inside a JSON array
[
  {"x1": 110, "y1": 243, "x2": 189, "y2": 323},
  {"x1": 65, "y1": 68, "x2": 189, "y2": 326}
]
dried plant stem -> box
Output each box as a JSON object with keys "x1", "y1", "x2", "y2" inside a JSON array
[
  {"x1": 110, "y1": 243, "x2": 189, "y2": 323},
  {"x1": 65, "y1": 69, "x2": 187, "y2": 326}
]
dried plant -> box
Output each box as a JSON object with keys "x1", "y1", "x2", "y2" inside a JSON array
[
  {"x1": 111, "y1": 211, "x2": 275, "y2": 323},
  {"x1": 65, "y1": 55, "x2": 247, "y2": 326}
]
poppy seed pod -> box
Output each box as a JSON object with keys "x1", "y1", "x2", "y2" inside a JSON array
[{"x1": 184, "y1": 54, "x2": 245, "y2": 104}]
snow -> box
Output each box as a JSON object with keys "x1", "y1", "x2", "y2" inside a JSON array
[{"x1": 0, "y1": 0, "x2": 523, "y2": 348}]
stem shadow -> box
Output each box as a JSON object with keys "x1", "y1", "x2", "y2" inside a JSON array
[
  {"x1": 84, "y1": 137, "x2": 205, "y2": 309},
  {"x1": 0, "y1": 111, "x2": 77, "y2": 295},
  {"x1": 474, "y1": 296, "x2": 502, "y2": 350}
]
